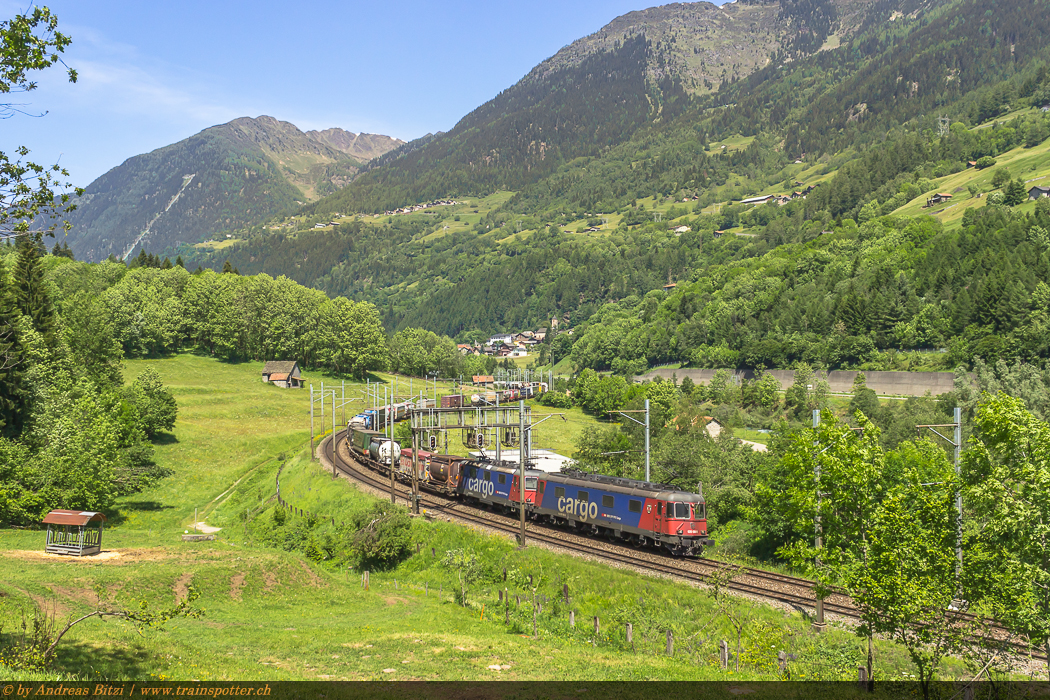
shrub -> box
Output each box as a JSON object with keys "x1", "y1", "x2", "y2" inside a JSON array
[
  {"x1": 975, "y1": 156, "x2": 997, "y2": 169},
  {"x1": 991, "y1": 167, "x2": 1012, "y2": 189},
  {"x1": 538, "y1": 390, "x2": 572, "y2": 408},
  {"x1": 346, "y1": 501, "x2": 412, "y2": 569}
]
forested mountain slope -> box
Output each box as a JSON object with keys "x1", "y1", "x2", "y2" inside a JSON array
[
  {"x1": 306, "y1": 0, "x2": 878, "y2": 216},
  {"x1": 63, "y1": 116, "x2": 402, "y2": 262},
  {"x1": 184, "y1": 0, "x2": 1050, "y2": 353}
]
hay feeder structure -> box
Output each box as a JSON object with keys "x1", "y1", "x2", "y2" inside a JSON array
[{"x1": 43, "y1": 510, "x2": 106, "y2": 556}]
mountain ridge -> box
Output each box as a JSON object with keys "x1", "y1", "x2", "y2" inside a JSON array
[{"x1": 64, "y1": 115, "x2": 402, "y2": 261}]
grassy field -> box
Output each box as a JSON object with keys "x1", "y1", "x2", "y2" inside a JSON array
[
  {"x1": 890, "y1": 130, "x2": 1050, "y2": 227},
  {"x1": 0, "y1": 355, "x2": 976, "y2": 684},
  {"x1": 734, "y1": 428, "x2": 771, "y2": 446}
]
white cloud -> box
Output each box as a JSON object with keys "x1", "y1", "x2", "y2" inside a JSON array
[{"x1": 71, "y1": 58, "x2": 243, "y2": 124}]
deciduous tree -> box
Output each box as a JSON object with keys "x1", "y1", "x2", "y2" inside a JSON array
[
  {"x1": 0, "y1": 7, "x2": 79, "y2": 240},
  {"x1": 849, "y1": 447, "x2": 969, "y2": 700},
  {"x1": 963, "y1": 392, "x2": 1050, "y2": 678}
]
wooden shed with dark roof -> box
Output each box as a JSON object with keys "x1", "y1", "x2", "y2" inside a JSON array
[
  {"x1": 43, "y1": 510, "x2": 106, "y2": 556},
  {"x1": 262, "y1": 361, "x2": 302, "y2": 388}
]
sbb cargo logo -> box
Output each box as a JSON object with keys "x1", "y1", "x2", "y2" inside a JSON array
[
  {"x1": 466, "y1": 477, "x2": 495, "y2": 497},
  {"x1": 558, "y1": 497, "x2": 599, "y2": 521}
]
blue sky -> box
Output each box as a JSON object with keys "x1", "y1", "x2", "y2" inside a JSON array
[{"x1": 3, "y1": 0, "x2": 726, "y2": 187}]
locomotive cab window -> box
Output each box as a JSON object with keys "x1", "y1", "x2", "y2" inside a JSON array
[
  {"x1": 628, "y1": 499, "x2": 642, "y2": 513},
  {"x1": 498, "y1": 474, "x2": 506, "y2": 485},
  {"x1": 525, "y1": 477, "x2": 538, "y2": 490},
  {"x1": 578, "y1": 490, "x2": 589, "y2": 502},
  {"x1": 484, "y1": 471, "x2": 490, "y2": 481},
  {"x1": 555, "y1": 486, "x2": 565, "y2": 499},
  {"x1": 657, "y1": 503, "x2": 663, "y2": 515},
  {"x1": 698, "y1": 503, "x2": 706, "y2": 520},
  {"x1": 537, "y1": 481, "x2": 544, "y2": 493},
  {"x1": 602, "y1": 495, "x2": 614, "y2": 508},
  {"x1": 673, "y1": 502, "x2": 690, "y2": 519}
]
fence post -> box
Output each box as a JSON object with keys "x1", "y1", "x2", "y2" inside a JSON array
[
  {"x1": 666, "y1": 630, "x2": 674, "y2": 656},
  {"x1": 594, "y1": 616, "x2": 600, "y2": 636},
  {"x1": 505, "y1": 605, "x2": 509, "y2": 624},
  {"x1": 626, "y1": 623, "x2": 633, "y2": 650},
  {"x1": 570, "y1": 611, "x2": 575, "y2": 628},
  {"x1": 516, "y1": 595, "x2": 520, "y2": 608},
  {"x1": 778, "y1": 650, "x2": 787, "y2": 674},
  {"x1": 431, "y1": 547, "x2": 435, "y2": 557},
  {"x1": 499, "y1": 590, "x2": 504, "y2": 603},
  {"x1": 503, "y1": 567, "x2": 507, "y2": 582},
  {"x1": 533, "y1": 607, "x2": 537, "y2": 638},
  {"x1": 857, "y1": 666, "x2": 868, "y2": 690},
  {"x1": 719, "y1": 640, "x2": 728, "y2": 670},
  {"x1": 416, "y1": 543, "x2": 420, "y2": 554}
]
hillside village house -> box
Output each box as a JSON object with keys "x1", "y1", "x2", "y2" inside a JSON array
[
  {"x1": 262, "y1": 361, "x2": 303, "y2": 388},
  {"x1": 1029, "y1": 185, "x2": 1050, "y2": 200}
]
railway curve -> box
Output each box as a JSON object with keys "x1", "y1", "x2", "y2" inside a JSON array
[{"x1": 317, "y1": 429, "x2": 1047, "y2": 663}]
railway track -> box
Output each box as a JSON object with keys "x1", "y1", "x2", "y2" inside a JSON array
[
  {"x1": 322, "y1": 430, "x2": 851, "y2": 618},
  {"x1": 321, "y1": 431, "x2": 1046, "y2": 662}
]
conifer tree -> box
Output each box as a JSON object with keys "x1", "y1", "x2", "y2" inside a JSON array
[
  {"x1": 12, "y1": 235, "x2": 56, "y2": 344},
  {"x1": 133, "y1": 248, "x2": 148, "y2": 269},
  {"x1": 175, "y1": 255, "x2": 184, "y2": 268},
  {"x1": 222, "y1": 259, "x2": 234, "y2": 274},
  {"x1": 61, "y1": 241, "x2": 73, "y2": 260},
  {"x1": 161, "y1": 257, "x2": 172, "y2": 270},
  {"x1": 1004, "y1": 178, "x2": 1029, "y2": 207},
  {"x1": 0, "y1": 263, "x2": 25, "y2": 436}
]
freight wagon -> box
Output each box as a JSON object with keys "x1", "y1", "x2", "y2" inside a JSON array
[{"x1": 346, "y1": 426, "x2": 401, "y2": 466}]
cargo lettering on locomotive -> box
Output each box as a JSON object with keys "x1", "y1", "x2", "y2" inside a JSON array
[
  {"x1": 558, "y1": 496, "x2": 598, "y2": 521},
  {"x1": 465, "y1": 477, "x2": 495, "y2": 498}
]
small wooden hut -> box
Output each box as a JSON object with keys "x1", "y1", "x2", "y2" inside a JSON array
[{"x1": 43, "y1": 510, "x2": 106, "y2": 556}]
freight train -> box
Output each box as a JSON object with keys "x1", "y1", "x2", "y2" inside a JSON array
[
  {"x1": 349, "y1": 383, "x2": 545, "y2": 431},
  {"x1": 343, "y1": 414, "x2": 710, "y2": 556}
]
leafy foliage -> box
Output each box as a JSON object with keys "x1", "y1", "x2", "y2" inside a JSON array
[
  {"x1": 124, "y1": 367, "x2": 177, "y2": 439},
  {"x1": 345, "y1": 501, "x2": 413, "y2": 570},
  {"x1": 963, "y1": 393, "x2": 1050, "y2": 676},
  {"x1": 0, "y1": 7, "x2": 79, "y2": 239}
]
